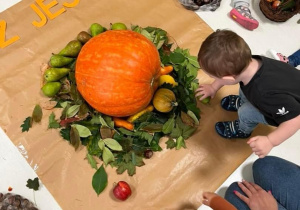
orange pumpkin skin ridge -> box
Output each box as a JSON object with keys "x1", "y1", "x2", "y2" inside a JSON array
[{"x1": 75, "y1": 30, "x2": 161, "y2": 117}]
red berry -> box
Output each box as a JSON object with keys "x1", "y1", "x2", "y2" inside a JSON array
[{"x1": 113, "y1": 181, "x2": 132, "y2": 201}]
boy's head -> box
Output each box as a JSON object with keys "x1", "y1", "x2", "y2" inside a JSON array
[{"x1": 198, "y1": 29, "x2": 252, "y2": 78}]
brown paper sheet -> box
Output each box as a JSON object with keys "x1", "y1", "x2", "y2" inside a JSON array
[{"x1": 0, "y1": 0, "x2": 273, "y2": 209}]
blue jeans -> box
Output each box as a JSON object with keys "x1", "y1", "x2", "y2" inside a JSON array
[
  {"x1": 237, "y1": 89, "x2": 268, "y2": 134},
  {"x1": 224, "y1": 156, "x2": 300, "y2": 210},
  {"x1": 288, "y1": 49, "x2": 300, "y2": 67}
]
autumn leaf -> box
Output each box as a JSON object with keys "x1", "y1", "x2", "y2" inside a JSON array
[
  {"x1": 21, "y1": 117, "x2": 32, "y2": 132},
  {"x1": 26, "y1": 177, "x2": 40, "y2": 191}
]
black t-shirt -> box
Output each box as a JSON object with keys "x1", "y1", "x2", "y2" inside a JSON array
[{"x1": 240, "y1": 55, "x2": 300, "y2": 126}]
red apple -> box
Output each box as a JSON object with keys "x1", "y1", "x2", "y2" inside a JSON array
[{"x1": 113, "y1": 181, "x2": 132, "y2": 201}]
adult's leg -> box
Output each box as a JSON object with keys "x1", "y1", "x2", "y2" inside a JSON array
[
  {"x1": 225, "y1": 182, "x2": 250, "y2": 210},
  {"x1": 253, "y1": 156, "x2": 300, "y2": 210},
  {"x1": 288, "y1": 49, "x2": 300, "y2": 67},
  {"x1": 225, "y1": 182, "x2": 287, "y2": 210}
]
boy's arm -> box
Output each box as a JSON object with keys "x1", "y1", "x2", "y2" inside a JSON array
[{"x1": 248, "y1": 115, "x2": 300, "y2": 158}]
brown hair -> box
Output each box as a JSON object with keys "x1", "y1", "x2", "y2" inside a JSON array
[{"x1": 198, "y1": 29, "x2": 252, "y2": 78}]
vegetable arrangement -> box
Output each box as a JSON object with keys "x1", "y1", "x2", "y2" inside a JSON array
[
  {"x1": 265, "y1": 0, "x2": 296, "y2": 10},
  {"x1": 21, "y1": 22, "x2": 201, "y2": 196}
]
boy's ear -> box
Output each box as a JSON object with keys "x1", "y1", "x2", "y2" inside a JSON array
[{"x1": 221, "y1": 75, "x2": 236, "y2": 81}]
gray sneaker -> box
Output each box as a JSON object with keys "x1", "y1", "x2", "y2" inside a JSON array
[
  {"x1": 178, "y1": 0, "x2": 200, "y2": 10},
  {"x1": 199, "y1": 0, "x2": 221, "y2": 11}
]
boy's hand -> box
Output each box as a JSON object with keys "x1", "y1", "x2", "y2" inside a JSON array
[
  {"x1": 235, "y1": 180, "x2": 277, "y2": 210},
  {"x1": 247, "y1": 136, "x2": 274, "y2": 158},
  {"x1": 195, "y1": 84, "x2": 217, "y2": 100}
]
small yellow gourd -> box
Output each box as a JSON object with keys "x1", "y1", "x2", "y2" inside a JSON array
[{"x1": 153, "y1": 88, "x2": 178, "y2": 113}]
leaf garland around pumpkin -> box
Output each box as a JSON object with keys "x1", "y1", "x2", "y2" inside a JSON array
[{"x1": 21, "y1": 23, "x2": 201, "y2": 195}]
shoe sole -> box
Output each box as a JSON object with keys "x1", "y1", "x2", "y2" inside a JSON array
[{"x1": 230, "y1": 8, "x2": 259, "y2": 30}]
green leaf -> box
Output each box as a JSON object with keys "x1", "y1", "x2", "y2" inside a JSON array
[
  {"x1": 187, "y1": 55, "x2": 200, "y2": 68},
  {"x1": 60, "y1": 101, "x2": 70, "y2": 108},
  {"x1": 103, "y1": 138, "x2": 123, "y2": 151},
  {"x1": 92, "y1": 164, "x2": 108, "y2": 196},
  {"x1": 99, "y1": 115, "x2": 109, "y2": 127},
  {"x1": 134, "y1": 131, "x2": 154, "y2": 145},
  {"x1": 21, "y1": 117, "x2": 32, "y2": 132},
  {"x1": 182, "y1": 126, "x2": 197, "y2": 139},
  {"x1": 90, "y1": 115, "x2": 101, "y2": 124},
  {"x1": 187, "y1": 110, "x2": 199, "y2": 125},
  {"x1": 87, "y1": 128, "x2": 102, "y2": 156},
  {"x1": 140, "y1": 123, "x2": 163, "y2": 132},
  {"x1": 86, "y1": 154, "x2": 98, "y2": 169},
  {"x1": 102, "y1": 147, "x2": 114, "y2": 165},
  {"x1": 60, "y1": 127, "x2": 70, "y2": 141},
  {"x1": 118, "y1": 128, "x2": 134, "y2": 136},
  {"x1": 32, "y1": 104, "x2": 43, "y2": 123},
  {"x1": 133, "y1": 154, "x2": 145, "y2": 167},
  {"x1": 162, "y1": 117, "x2": 175, "y2": 134},
  {"x1": 170, "y1": 126, "x2": 181, "y2": 138},
  {"x1": 26, "y1": 177, "x2": 39, "y2": 191},
  {"x1": 48, "y1": 112, "x2": 60, "y2": 129},
  {"x1": 176, "y1": 136, "x2": 186, "y2": 150},
  {"x1": 103, "y1": 115, "x2": 114, "y2": 128},
  {"x1": 66, "y1": 105, "x2": 80, "y2": 118},
  {"x1": 98, "y1": 139, "x2": 105, "y2": 150},
  {"x1": 166, "y1": 138, "x2": 176, "y2": 149},
  {"x1": 70, "y1": 126, "x2": 81, "y2": 150},
  {"x1": 71, "y1": 124, "x2": 92, "y2": 138},
  {"x1": 116, "y1": 162, "x2": 136, "y2": 176},
  {"x1": 170, "y1": 52, "x2": 185, "y2": 64}
]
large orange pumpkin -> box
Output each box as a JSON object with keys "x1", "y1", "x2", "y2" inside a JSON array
[{"x1": 75, "y1": 30, "x2": 161, "y2": 117}]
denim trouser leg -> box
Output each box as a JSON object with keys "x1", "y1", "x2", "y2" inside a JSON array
[
  {"x1": 224, "y1": 181, "x2": 286, "y2": 210},
  {"x1": 224, "y1": 182, "x2": 250, "y2": 210},
  {"x1": 253, "y1": 156, "x2": 300, "y2": 210},
  {"x1": 288, "y1": 49, "x2": 300, "y2": 67},
  {"x1": 237, "y1": 89, "x2": 268, "y2": 134},
  {"x1": 224, "y1": 156, "x2": 300, "y2": 210}
]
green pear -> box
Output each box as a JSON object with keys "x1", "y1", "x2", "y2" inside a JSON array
[
  {"x1": 201, "y1": 96, "x2": 211, "y2": 104},
  {"x1": 42, "y1": 82, "x2": 61, "y2": 97},
  {"x1": 90, "y1": 23, "x2": 104, "y2": 37},
  {"x1": 77, "y1": 31, "x2": 92, "y2": 44},
  {"x1": 58, "y1": 40, "x2": 82, "y2": 57},
  {"x1": 111, "y1": 22, "x2": 127, "y2": 30},
  {"x1": 44, "y1": 67, "x2": 70, "y2": 82},
  {"x1": 50, "y1": 55, "x2": 74, "y2": 67}
]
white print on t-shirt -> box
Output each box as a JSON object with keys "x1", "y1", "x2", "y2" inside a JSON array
[{"x1": 276, "y1": 107, "x2": 289, "y2": 116}]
